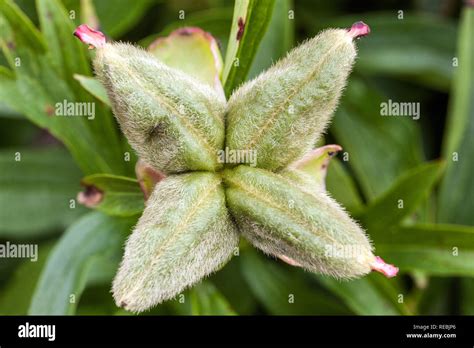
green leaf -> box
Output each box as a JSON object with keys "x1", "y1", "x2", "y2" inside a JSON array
[
  {"x1": 75, "y1": 284, "x2": 120, "y2": 315},
  {"x1": 73, "y1": 74, "x2": 111, "y2": 106},
  {"x1": 148, "y1": 27, "x2": 224, "y2": 95},
  {"x1": 373, "y1": 223, "x2": 474, "y2": 276},
  {"x1": 316, "y1": 273, "x2": 410, "y2": 315},
  {"x1": 314, "y1": 13, "x2": 457, "y2": 91},
  {"x1": 240, "y1": 248, "x2": 350, "y2": 315},
  {"x1": 0, "y1": 71, "x2": 110, "y2": 175},
  {"x1": 0, "y1": 243, "x2": 54, "y2": 315},
  {"x1": 36, "y1": 0, "x2": 127, "y2": 174},
  {"x1": 461, "y1": 279, "x2": 474, "y2": 315},
  {"x1": 188, "y1": 281, "x2": 236, "y2": 315},
  {"x1": 438, "y1": 6, "x2": 474, "y2": 226},
  {"x1": 247, "y1": 0, "x2": 294, "y2": 79},
  {"x1": 0, "y1": 1, "x2": 126, "y2": 175},
  {"x1": 417, "y1": 278, "x2": 455, "y2": 315},
  {"x1": 332, "y1": 78, "x2": 424, "y2": 200},
  {"x1": 0, "y1": 118, "x2": 39, "y2": 147},
  {"x1": 0, "y1": 0, "x2": 46, "y2": 53},
  {"x1": 222, "y1": 0, "x2": 275, "y2": 97},
  {"x1": 359, "y1": 161, "x2": 445, "y2": 230},
  {"x1": 0, "y1": 101, "x2": 23, "y2": 119},
  {"x1": 80, "y1": 0, "x2": 99, "y2": 29},
  {"x1": 29, "y1": 212, "x2": 135, "y2": 315},
  {"x1": 150, "y1": 280, "x2": 236, "y2": 316},
  {"x1": 0, "y1": 257, "x2": 21, "y2": 285},
  {"x1": 0, "y1": 147, "x2": 86, "y2": 239},
  {"x1": 80, "y1": 174, "x2": 144, "y2": 217},
  {"x1": 36, "y1": 0, "x2": 90, "y2": 86},
  {"x1": 326, "y1": 158, "x2": 364, "y2": 215},
  {"x1": 209, "y1": 255, "x2": 258, "y2": 315},
  {"x1": 356, "y1": 15, "x2": 456, "y2": 91},
  {"x1": 92, "y1": 0, "x2": 154, "y2": 38}
]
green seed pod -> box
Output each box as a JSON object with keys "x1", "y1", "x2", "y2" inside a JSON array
[
  {"x1": 94, "y1": 43, "x2": 226, "y2": 174},
  {"x1": 112, "y1": 172, "x2": 239, "y2": 312},
  {"x1": 224, "y1": 165, "x2": 375, "y2": 279},
  {"x1": 225, "y1": 28, "x2": 359, "y2": 171},
  {"x1": 73, "y1": 23, "x2": 399, "y2": 313}
]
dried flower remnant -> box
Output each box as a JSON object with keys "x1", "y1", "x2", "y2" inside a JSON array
[
  {"x1": 77, "y1": 184, "x2": 103, "y2": 207},
  {"x1": 347, "y1": 21, "x2": 371, "y2": 39},
  {"x1": 75, "y1": 21, "x2": 398, "y2": 313},
  {"x1": 370, "y1": 256, "x2": 399, "y2": 278},
  {"x1": 73, "y1": 24, "x2": 105, "y2": 49}
]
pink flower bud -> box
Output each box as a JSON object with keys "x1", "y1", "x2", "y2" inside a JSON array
[
  {"x1": 73, "y1": 24, "x2": 106, "y2": 49},
  {"x1": 347, "y1": 21, "x2": 370, "y2": 39},
  {"x1": 370, "y1": 256, "x2": 399, "y2": 278}
]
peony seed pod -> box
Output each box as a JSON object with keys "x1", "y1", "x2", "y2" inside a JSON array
[
  {"x1": 73, "y1": 22, "x2": 399, "y2": 314},
  {"x1": 93, "y1": 42, "x2": 226, "y2": 174},
  {"x1": 112, "y1": 172, "x2": 239, "y2": 313},
  {"x1": 225, "y1": 23, "x2": 369, "y2": 171},
  {"x1": 224, "y1": 165, "x2": 393, "y2": 279}
]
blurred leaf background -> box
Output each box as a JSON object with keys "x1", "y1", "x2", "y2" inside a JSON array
[{"x1": 0, "y1": 0, "x2": 473, "y2": 315}]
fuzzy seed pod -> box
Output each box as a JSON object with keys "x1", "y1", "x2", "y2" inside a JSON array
[
  {"x1": 73, "y1": 23, "x2": 398, "y2": 313},
  {"x1": 224, "y1": 165, "x2": 376, "y2": 278},
  {"x1": 112, "y1": 172, "x2": 239, "y2": 312},
  {"x1": 225, "y1": 28, "x2": 361, "y2": 171},
  {"x1": 93, "y1": 43, "x2": 226, "y2": 174}
]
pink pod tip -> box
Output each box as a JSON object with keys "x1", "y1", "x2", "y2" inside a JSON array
[
  {"x1": 347, "y1": 21, "x2": 371, "y2": 39},
  {"x1": 370, "y1": 256, "x2": 399, "y2": 278},
  {"x1": 73, "y1": 24, "x2": 106, "y2": 49}
]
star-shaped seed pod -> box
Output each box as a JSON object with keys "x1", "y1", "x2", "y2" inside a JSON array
[{"x1": 74, "y1": 22, "x2": 397, "y2": 313}]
